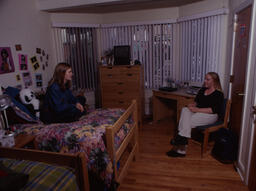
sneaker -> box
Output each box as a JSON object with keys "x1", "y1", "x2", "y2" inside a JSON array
[
  {"x1": 166, "y1": 149, "x2": 186, "y2": 157},
  {"x1": 170, "y1": 135, "x2": 188, "y2": 145}
]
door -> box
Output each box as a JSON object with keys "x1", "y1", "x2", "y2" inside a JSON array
[
  {"x1": 230, "y1": 5, "x2": 252, "y2": 137},
  {"x1": 248, "y1": 107, "x2": 256, "y2": 191}
]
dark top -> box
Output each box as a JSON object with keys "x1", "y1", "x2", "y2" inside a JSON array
[
  {"x1": 41, "y1": 82, "x2": 85, "y2": 124},
  {"x1": 195, "y1": 87, "x2": 224, "y2": 116}
]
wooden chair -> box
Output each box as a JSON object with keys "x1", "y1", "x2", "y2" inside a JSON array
[{"x1": 195, "y1": 99, "x2": 231, "y2": 157}]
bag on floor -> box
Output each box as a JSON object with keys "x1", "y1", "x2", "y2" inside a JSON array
[{"x1": 211, "y1": 128, "x2": 238, "y2": 164}]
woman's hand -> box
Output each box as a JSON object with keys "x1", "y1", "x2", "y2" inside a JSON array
[
  {"x1": 188, "y1": 106, "x2": 199, "y2": 113},
  {"x1": 188, "y1": 102, "x2": 196, "y2": 107},
  {"x1": 76, "y1": 103, "x2": 84, "y2": 112}
]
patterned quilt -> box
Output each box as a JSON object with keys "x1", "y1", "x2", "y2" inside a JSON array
[
  {"x1": 0, "y1": 158, "x2": 79, "y2": 191},
  {"x1": 11, "y1": 108, "x2": 133, "y2": 188}
]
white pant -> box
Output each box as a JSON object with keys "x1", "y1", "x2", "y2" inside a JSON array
[{"x1": 178, "y1": 107, "x2": 218, "y2": 138}]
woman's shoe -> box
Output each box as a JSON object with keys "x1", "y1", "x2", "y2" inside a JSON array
[
  {"x1": 166, "y1": 149, "x2": 186, "y2": 157},
  {"x1": 170, "y1": 135, "x2": 188, "y2": 145}
]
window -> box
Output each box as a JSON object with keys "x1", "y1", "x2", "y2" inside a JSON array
[
  {"x1": 53, "y1": 27, "x2": 97, "y2": 90},
  {"x1": 99, "y1": 24, "x2": 175, "y2": 89},
  {"x1": 179, "y1": 15, "x2": 223, "y2": 83}
]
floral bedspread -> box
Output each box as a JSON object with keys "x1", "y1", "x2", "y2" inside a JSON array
[{"x1": 11, "y1": 108, "x2": 133, "y2": 188}]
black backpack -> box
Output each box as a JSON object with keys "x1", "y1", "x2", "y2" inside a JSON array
[{"x1": 211, "y1": 128, "x2": 238, "y2": 164}]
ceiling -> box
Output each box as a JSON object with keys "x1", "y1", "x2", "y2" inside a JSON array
[{"x1": 46, "y1": 0, "x2": 204, "y2": 13}]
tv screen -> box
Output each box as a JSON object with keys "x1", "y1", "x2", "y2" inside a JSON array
[{"x1": 114, "y1": 46, "x2": 130, "y2": 65}]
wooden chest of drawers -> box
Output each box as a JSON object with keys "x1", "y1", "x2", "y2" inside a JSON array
[{"x1": 99, "y1": 65, "x2": 144, "y2": 124}]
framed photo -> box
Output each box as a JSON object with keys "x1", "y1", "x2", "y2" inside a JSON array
[
  {"x1": 35, "y1": 73, "x2": 43, "y2": 87},
  {"x1": 22, "y1": 72, "x2": 32, "y2": 88},
  {"x1": 19, "y1": 54, "x2": 28, "y2": 70},
  {"x1": 16, "y1": 74, "x2": 21, "y2": 81},
  {"x1": 33, "y1": 62, "x2": 40, "y2": 71},
  {"x1": 0, "y1": 47, "x2": 15, "y2": 74},
  {"x1": 15, "y1": 44, "x2": 22, "y2": 51},
  {"x1": 30, "y1": 56, "x2": 37, "y2": 64},
  {"x1": 36, "y1": 48, "x2": 41, "y2": 54}
]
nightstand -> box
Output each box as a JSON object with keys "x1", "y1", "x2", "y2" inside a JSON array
[{"x1": 14, "y1": 134, "x2": 36, "y2": 149}]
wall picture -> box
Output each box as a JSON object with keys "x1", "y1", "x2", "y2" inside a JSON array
[
  {"x1": 35, "y1": 73, "x2": 43, "y2": 87},
  {"x1": 33, "y1": 62, "x2": 40, "y2": 71},
  {"x1": 22, "y1": 72, "x2": 32, "y2": 88},
  {"x1": 30, "y1": 56, "x2": 37, "y2": 64},
  {"x1": 19, "y1": 54, "x2": 28, "y2": 70},
  {"x1": 16, "y1": 74, "x2": 21, "y2": 81},
  {"x1": 0, "y1": 47, "x2": 15, "y2": 74}
]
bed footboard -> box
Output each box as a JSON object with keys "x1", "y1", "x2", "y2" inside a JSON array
[
  {"x1": 0, "y1": 147, "x2": 90, "y2": 191},
  {"x1": 105, "y1": 99, "x2": 139, "y2": 183}
]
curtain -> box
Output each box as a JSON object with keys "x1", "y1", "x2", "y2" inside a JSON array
[
  {"x1": 179, "y1": 15, "x2": 223, "y2": 83},
  {"x1": 98, "y1": 23, "x2": 175, "y2": 89},
  {"x1": 52, "y1": 27, "x2": 98, "y2": 91}
]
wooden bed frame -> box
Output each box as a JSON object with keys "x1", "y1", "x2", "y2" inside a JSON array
[
  {"x1": 0, "y1": 99, "x2": 139, "y2": 188},
  {"x1": 105, "y1": 99, "x2": 139, "y2": 183},
  {"x1": 0, "y1": 147, "x2": 90, "y2": 191}
]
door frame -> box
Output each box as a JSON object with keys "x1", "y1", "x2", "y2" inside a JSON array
[{"x1": 229, "y1": 0, "x2": 256, "y2": 185}]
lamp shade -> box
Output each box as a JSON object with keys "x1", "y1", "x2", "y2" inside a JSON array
[{"x1": 0, "y1": 94, "x2": 12, "y2": 111}]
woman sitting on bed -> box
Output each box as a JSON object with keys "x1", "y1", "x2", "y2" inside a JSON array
[
  {"x1": 41, "y1": 62, "x2": 86, "y2": 124},
  {"x1": 167, "y1": 72, "x2": 224, "y2": 157}
]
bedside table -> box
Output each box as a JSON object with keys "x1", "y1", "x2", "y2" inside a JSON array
[{"x1": 14, "y1": 134, "x2": 36, "y2": 148}]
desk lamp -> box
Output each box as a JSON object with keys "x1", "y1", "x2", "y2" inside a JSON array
[{"x1": 0, "y1": 94, "x2": 12, "y2": 130}]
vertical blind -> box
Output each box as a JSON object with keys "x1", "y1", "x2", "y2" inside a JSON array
[
  {"x1": 52, "y1": 27, "x2": 97, "y2": 90},
  {"x1": 52, "y1": 13, "x2": 225, "y2": 90},
  {"x1": 99, "y1": 23, "x2": 175, "y2": 89},
  {"x1": 179, "y1": 15, "x2": 223, "y2": 83}
]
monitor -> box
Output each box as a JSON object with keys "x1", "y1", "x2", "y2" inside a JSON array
[{"x1": 114, "y1": 45, "x2": 130, "y2": 65}]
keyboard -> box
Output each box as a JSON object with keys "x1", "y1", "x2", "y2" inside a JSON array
[{"x1": 159, "y1": 87, "x2": 178, "y2": 92}]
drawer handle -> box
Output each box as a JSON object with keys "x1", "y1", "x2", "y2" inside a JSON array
[
  {"x1": 117, "y1": 82, "x2": 123, "y2": 85},
  {"x1": 107, "y1": 74, "x2": 113, "y2": 77},
  {"x1": 119, "y1": 101, "x2": 124, "y2": 104},
  {"x1": 107, "y1": 66, "x2": 113, "y2": 69},
  {"x1": 118, "y1": 91, "x2": 124, "y2": 94},
  {"x1": 126, "y1": 66, "x2": 132, "y2": 68},
  {"x1": 127, "y1": 73, "x2": 133, "y2": 76}
]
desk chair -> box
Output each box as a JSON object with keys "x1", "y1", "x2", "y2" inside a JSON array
[{"x1": 195, "y1": 99, "x2": 231, "y2": 157}]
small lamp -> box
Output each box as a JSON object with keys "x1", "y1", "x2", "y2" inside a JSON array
[{"x1": 0, "y1": 94, "x2": 12, "y2": 131}]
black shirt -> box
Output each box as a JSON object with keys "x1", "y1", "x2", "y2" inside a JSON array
[{"x1": 195, "y1": 87, "x2": 224, "y2": 116}]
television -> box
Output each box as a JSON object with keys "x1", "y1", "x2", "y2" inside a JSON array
[{"x1": 114, "y1": 45, "x2": 130, "y2": 65}]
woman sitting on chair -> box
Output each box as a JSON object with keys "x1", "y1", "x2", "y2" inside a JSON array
[
  {"x1": 41, "y1": 62, "x2": 86, "y2": 124},
  {"x1": 167, "y1": 72, "x2": 224, "y2": 157}
]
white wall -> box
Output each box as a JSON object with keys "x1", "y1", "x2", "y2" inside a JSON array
[
  {"x1": 51, "y1": 13, "x2": 103, "y2": 24},
  {"x1": 101, "y1": 7, "x2": 179, "y2": 23},
  {"x1": 179, "y1": 0, "x2": 229, "y2": 17},
  {"x1": 0, "y1": 0, "x2": 53, "y2": 91}
]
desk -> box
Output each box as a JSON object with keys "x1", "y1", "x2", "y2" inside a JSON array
[{"x1": 153, "y1": 89, "x2": 195, "y2": 123}]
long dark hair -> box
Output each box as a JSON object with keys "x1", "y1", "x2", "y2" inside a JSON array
[{"x1": 48, "y1": 62, "x2": 72, "y2": 90}]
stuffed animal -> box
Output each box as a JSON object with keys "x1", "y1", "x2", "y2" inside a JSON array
[{"x1": 19, "y1": 88, "x2": 40, "y2": 118}]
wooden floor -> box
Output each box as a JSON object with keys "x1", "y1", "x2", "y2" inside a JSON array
[{"x1": 118, "y1": 119, "x2": 249, "y2": 191}]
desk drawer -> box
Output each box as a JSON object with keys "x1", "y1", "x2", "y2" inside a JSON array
[{"x1": 154, "y1": 91, "x2": 179, "y2": 100}]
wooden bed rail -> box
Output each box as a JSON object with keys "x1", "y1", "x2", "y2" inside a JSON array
[
  {"x1": 105, "y1": 99, "x2": 139, "y2": 183},
  {"x1": 0, "y1": 147, "x2": 90, "y2": 191}
]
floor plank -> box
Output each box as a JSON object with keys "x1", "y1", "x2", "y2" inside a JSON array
[{"x1": 118, "y1": 119, "x2": 248, "y2": 191}]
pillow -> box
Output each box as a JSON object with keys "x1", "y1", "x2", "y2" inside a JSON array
[
  {"x1": 4, "y1": 86, "x2": 37, "y2": 121},
  {"x1": 0, "y1": 161, "x2": 29, "y2": 191}
]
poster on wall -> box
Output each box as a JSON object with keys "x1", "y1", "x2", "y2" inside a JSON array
[
  {"x1": 22, "y1": 72, "x2": 32, "y2": 88},
  {"x1": 18, "y1": 54, "x2": 28, "y2": 70},
  {"x1": 0, "y1": 47, "x2": 15, "y2": 74},
  {"x1": 35, "y1": 73, "x2": 43, "y2": 87},
  {"x1": 16, "y1": 74, "x2": 21, "y2": 81}
]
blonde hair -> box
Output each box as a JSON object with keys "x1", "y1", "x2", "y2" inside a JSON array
[
  {"x1": 48, "y1": 62, "x2": 72, "y2": 90},
  {"x1": 206, "y1": 72, "x2": 222, "y2": 91}
]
